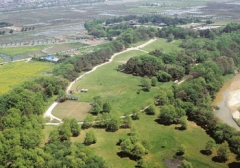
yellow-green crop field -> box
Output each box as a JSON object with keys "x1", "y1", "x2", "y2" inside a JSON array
[{"x1": 0, "y1": 61, "x2": 53, "y2": 95}]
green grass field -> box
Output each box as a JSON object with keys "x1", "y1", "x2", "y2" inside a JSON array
[
  {"x1": 0, "y1": 45, "x2": 48, "y2": 57},
  {"x1": 72, "y1": 49, "x2": 170, "y2": 115},
  {"x1": 142, "y1": 38, "x2": 182, "y2": 53},
  {"x1": 69, "y1": 114, "x2": 234, "y2": 168},
  {"x1": 0, "y1": 60, "x2": 53, "y2": 95}
]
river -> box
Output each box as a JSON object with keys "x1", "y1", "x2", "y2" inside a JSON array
[{"x1": 212, "y1": 74, "x2": 240, "y2": 131}]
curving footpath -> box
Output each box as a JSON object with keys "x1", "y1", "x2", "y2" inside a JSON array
[{"x1": 44, "y1": 38, "x2": 157, "y2": 125}]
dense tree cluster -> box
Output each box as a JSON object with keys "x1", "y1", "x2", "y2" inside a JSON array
[
  {"x1": 0, "y1": 21, "x2": 12, "y2": 28},
  {"x1": 119, "y1": 130, "x2": 149, "y2": 161}
]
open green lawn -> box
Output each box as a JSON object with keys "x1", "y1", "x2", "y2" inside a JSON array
[
  {"x1": 69, "y1": 114, "x2": 233, "y2": 168},
  {"x1": 142, "y1": 38, "x2": 182, "y2": 53},
  {"x1": 0, "y1": 60, "x2": 53, "y2": 95},
  {"x1": 0, "y1": 45, "x2": 48, "y2": 57},
  {"x1": 72, "y1": 49, "x2": 170, "y2": 115}
]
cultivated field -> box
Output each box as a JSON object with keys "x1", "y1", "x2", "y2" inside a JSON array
[
  {"x1": 0, "y1": 61, "x2": 53, "y2": 95},
  {"x1": 51, "y1": 101, "x2": 91, "y2": 121}
]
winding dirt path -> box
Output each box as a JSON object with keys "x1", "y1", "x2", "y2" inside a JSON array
[{"x1": 44, "y1": 38, "x2": 157, "y2": 125}]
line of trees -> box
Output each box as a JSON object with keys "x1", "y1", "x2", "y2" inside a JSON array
[{"x1": 0, "y1": 21, "x2": 12, "y2": 28}]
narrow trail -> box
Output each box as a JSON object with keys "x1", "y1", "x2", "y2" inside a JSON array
[{"x1": 44, "y1": 38, "x2": 157, "y2": 125}]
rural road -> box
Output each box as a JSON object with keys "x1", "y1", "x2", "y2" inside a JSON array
[{"x1": 44, "y1": 38, "x2": 157, "y2": 125}]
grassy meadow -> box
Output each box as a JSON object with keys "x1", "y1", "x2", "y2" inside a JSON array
[
  {"x1": 142, "y1": 38, "x2": 182, "y2": 53},
  {"x1": 72, "y1": 49, "x2": 169, "y2": 115},
  {"x1": 0, "y1": 61, "x2": 53, "y2": 95},
  {"x1": 67, "y1": 114, "x2": 232, "y2": 168},
  {"x1": 0, "y1": 45, "x2": 48, "y2": 57}
]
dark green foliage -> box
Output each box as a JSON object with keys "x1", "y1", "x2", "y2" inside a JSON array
[
  {"x1": 0, "y1": 21, "x2": 12, "y2": 28},
  {"x1": 151, "y1": 77, "x2": 157, "y2": 86},
  {"x1": 120, "y1": 132, "x2": 148, "y2": 162},
  {"x1": 84, "y1": 130, "x2": 97, "y2": 145},
  {"x1": 82, "y1": 114, "x2": 95, "y2": 129},
  {"x1": 141, "y1": 78, "x2": 151, "y2": 92},
  {"x1": 145, "y1": 105, "x2": 156, "y2": 115},
  {"x1": 217, "y1": 142, "x2": 230, "y2": 162},
  {"x1": 205, "y1": 139, "x2": 215, "y2": 155},
  {"x1": 122, "y1": 55, "x2": 163, "y2": 77},
  {"x1": 102, "y1": 102, "x2": 112, "y2": 113}
]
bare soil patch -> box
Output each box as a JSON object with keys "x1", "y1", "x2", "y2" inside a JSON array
[{"x1": 51, "y1": 101, "x2": 91, "y2": 121}]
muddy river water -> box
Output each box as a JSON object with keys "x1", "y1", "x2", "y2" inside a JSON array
[{"x1": 212, "y1": 74, "x2": 240, "y2": 131}]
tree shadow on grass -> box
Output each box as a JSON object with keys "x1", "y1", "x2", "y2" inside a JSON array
[
  {"x1": 200, "y1": 150, "x2": 212, "y2": 156},
  {"x1": 228, "y1": 162, "x2": 240, "y2": 168},
  {"x1": 117, "y1": 151, "x2": 139, "y2": 161},
  {"x1": 175, "y1": 126, "x2": 186, "y2": 131},
  {"x1": 212, "y1": 156, "x2": 227, "y2": 163},
  {"x1": 154, "y1": 118, "x2": 171, "y2": 126}
]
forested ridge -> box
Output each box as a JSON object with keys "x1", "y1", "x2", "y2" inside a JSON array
[{"x1": 1, "y1": 14, "x2": 240, "y2": 167}]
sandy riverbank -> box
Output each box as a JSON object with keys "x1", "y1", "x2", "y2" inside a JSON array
[{"x1": 227, "y1": 80, "x2": 240, "y2": 119}]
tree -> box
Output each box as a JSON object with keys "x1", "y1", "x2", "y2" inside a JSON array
[
  {"x1": 9, "y1": 29, "x2": 13, "y2": 34},
  {"x1": 141, "y1": 78, "x2": 151, "y2": 92},
  {"x1": 132, "y1": 142, "x2": 147, "y2": 159},
  {"x1": 58, "y1": 122, "x2": 72, "y2": 141},
  {"x1": 121, "y1": 138, "x2": 134, "y2": 154},
  {"x1": 179, "y1": 117, "x2": 188, "y2": 130},
  {"x1": 84, "y1": 130, "x2": 96, "y2": 145},
  {"x1": 102, "y1": 102, "x2": 112, "y2": 113},
  {"x1": 159, "y1": 105, "x2": 177, "y2": 124},
  {"x1": 82, "y1": 114, "x2": 94, "y2": 129},
  {"x1": 205, "y1": 139, "x2": 215, "y2": 155},
  {"x1": 121, "y1": 116, "x2": 132, "y2": 128},
  {"x1": 90, "y1": 104, "x2": 101, "y2": 115},
  {"x1": 151, "y1": 77, "x2": 157, "y2": 86},
  {"x1": 217, "y1": 142, "x2": 230, "y2": 161},
  {"x1": 106, "y1": 114, "x2": 120, "y2": 132},
  {"x1": 167, "y1": 33, "x2": 174, "y2": 42},
  {"x1": 69, "y1": 118, "x2": 80, "y2": 137},
  {"x1": 145, "y1": 105, "x2": 156, "y2": 115}
]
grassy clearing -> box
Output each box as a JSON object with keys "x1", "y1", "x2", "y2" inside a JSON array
[
  {"x1": 142, "y1": 38, "x2": 182, "y2": 53},
  {"x1": 0, "y1": 60, "x2": 53, "y2": 95},
  {"x1": 0, "y1": 45, "x2": 48, "y2": 57},
  {"x1": 52, "y1": 101, "x2": 91, "y2": 121},
  {"x1": 72, "y1": 49, "x2": 170, "y2": 115},
  {"x1": 42, "y1": 125, "x2": 57, "y2": 145},
  {"x1": 70, "y1": 114, "x2": 232, "y2": 168}
]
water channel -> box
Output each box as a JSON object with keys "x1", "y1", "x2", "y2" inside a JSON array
[{"x1": 212, "y1": 74, "x2": 240, "y2": 131}]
